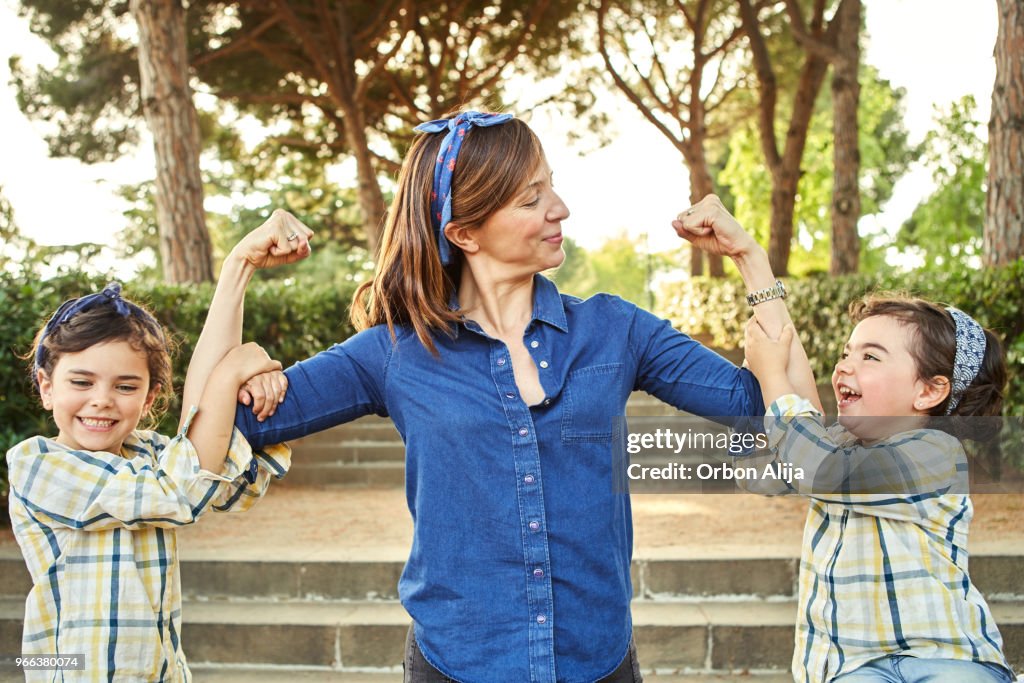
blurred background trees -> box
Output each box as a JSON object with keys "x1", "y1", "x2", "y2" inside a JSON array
[
  {"x1": 3, "y1": 0, "x2": 1023, "y2": 483},
  {"x1": 5, "y1": 0, "x2": 1021, "y2": 291}
]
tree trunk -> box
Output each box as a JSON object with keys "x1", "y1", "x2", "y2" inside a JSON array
[
  {"x1": 343, "y1": 108, "x2": 387, "y2": 259},
  {"x1": 768, "y1": 177, "x2": 798, "y2": 275},
  {"x1": 830, "y1": 0, "x2": 861, "y2": 275},
  {"x1": 985, "y1": 0, "x2": 1024, "y2": 266},
  {"x1": 740, "y1": 0, "x2": 831, "y2": 277},
  {"x1": 687, "y1": 152, "x2": 725, "y2": 277},
  {"x1": 767, "y1": 56, "x2": 829, "y2": 276},
  {"x1": 130, "y1": 0, "x2": 212, "y2": 283}
]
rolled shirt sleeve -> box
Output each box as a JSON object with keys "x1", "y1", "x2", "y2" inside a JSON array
[
  {"x1": 762, "y1": 394, "x2": 967, "y2": 520},
  {"x1": 6, "y1": 406, "x2": 290, "y2": 531}
]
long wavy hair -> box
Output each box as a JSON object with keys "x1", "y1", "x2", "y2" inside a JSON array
[{"x1": 351, "y1": 114, "x2": 544, "y2": 354}]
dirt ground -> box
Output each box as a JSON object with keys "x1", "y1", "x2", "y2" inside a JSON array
[
  {"x1": 10, "y1": 485, "x2": 1018, "y2": 558},
  {"x1": 2, "y1": 485, "x2": 1021, "y2": 557}
]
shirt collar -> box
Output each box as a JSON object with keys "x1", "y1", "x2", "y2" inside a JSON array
[
  {"x1": 531, "y1": 274, "x2": 569, "y2": 333},
  {"x1": 448, "y1": 274, "x2": 569, "y2": 337}
]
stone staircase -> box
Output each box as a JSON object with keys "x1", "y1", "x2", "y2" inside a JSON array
[
  {"x1": 1, "y1": 548, "x2": 1021, "y2": 680},
  {"x1": 1, "y1": 388, "x2": 1022, "y2": 681}
]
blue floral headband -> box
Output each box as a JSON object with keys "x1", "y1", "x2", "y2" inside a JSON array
[
  {"x1": 945, "y1": 307, "x2": 986, "y2": 414},
  {"x1": 413, "y1": 111, "x2": 514, "y2": 265},
  {"x1": 34, "y1": 282, "x2": 163, "y2": 384}
]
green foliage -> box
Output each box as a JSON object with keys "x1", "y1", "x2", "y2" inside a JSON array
[
  {"x1": 659, "y1": 261, "x2": 1024, "y2": 421},
  {"x1": 0, "y1": 269, "x2": 358, "y2": 511},
  {"x1": 717, "y1": 66, "x2": 917, "y2": 275},
  {"x1": 897, "y1": 96, "x2": 987, "y2": 269},
  {"x1": 12, "y1": 1, "x2": 583, "y2": 166},
  {"x1": 549, "y1": 234, "x2": 673, "y2": 308}
]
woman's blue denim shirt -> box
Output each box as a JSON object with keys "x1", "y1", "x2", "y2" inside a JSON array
[{"x1": 236, "y1": 275, "x2": 762, "y2": 682}]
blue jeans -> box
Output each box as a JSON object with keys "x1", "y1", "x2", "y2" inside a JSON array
[{"x1": 832, "y1": 655, "x2": 1014, "y2": 683}]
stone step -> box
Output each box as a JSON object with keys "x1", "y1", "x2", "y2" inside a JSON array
[
  {"x1": 187, "y1": 669, "x2": 792, "y2": 682},
  {"x1": 283, "y1": 462, "x2": 407, "y2": 487},
  {"x1": 3, "y1": 554, "x2": 1020, "y2": 604},
  {"x1": 1, "y1": 597, "x2": 1020, "y2": 672},
  {"x1": 295, "y1": 442, "x2": 407, "y2": 464},
  {"x1": 0, "y1": 596, "x2": 807, "y2": 672}
]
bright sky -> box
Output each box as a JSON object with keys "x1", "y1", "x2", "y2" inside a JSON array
[{"x1": 0, "y1": 1, "x2": 998, "y2": 269}]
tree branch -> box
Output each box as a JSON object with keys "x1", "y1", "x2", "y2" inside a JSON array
[
  {"x1": 784, "y1": 0, "x2": 841, "y2": 62},
  {"x1": 192, "y1": 14, "x2": 279, "y2": 68},
  {"x1": 737, "y1": 0, "x2": 781, "y2": 170},
  {"x1": 597, "y1": 0, "x2": 685, "y2": 152}
]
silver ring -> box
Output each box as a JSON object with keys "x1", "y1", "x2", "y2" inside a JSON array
[{"x1": 286, "y1": 232, "x2": 299, "y2": 241}]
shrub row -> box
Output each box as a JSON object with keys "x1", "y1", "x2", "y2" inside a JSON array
[
  {"x1": 659, "y1": 260, "x2": 1024, "y2": 418},
  {"x1": 0, "y1": 272, "x2": 358, "y2": 506},
  {"x1": 3, "y1": 262, "x2": 1022, "y2": 506}
]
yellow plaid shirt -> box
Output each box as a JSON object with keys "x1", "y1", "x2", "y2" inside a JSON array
[
  {"x1": 6, "y1": 407, "x2": 290, "y2": 682},
  {"x1": 763, "y1": 394, "x2": 1013, "y2": 683}
]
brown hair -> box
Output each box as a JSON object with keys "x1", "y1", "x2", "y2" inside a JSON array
[
  {"x1": 30, "y1": 303, "x2": 175, "y2": 428},
  {"x1": 848, "y1": 293, "x2": 1006, "y2": 421},
  {"x1": 351, "y1": 113, "x2": 544, "y2": 354}
]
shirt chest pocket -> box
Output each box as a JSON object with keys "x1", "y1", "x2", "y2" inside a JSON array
[{"x1": 560, "y1": 362, "x2": 625, "y2": 443}]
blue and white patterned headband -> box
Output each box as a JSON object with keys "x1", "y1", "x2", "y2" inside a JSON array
[
  {"x1": 34, "y1": 282, "x2": 163, "y2": 384},
  {"x1": 945, "y1": 307, "x2": 987, "y2": 414},
  {"x1": 413, "y1": 110, "x2": 514, "y2": 265}
]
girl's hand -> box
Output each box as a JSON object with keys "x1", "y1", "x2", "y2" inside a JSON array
[
  {"x1": 672, "y1": 194, "x2": 760, "y2": 259},
  {"x1": 744, "y1": 317, "x2": 794, "y2": 383},
  {"x1": 232, "y1": 209, "x2": 315, "y2": 270},
  {"x1": 238, "y1": 370, "x2": 289, "y2": 421}
]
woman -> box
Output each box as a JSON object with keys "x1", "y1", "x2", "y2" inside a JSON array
[{"x1": 229, "y1": 110, "x2": 813, "y2": 682}]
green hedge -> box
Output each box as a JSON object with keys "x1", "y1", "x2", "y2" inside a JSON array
[
  {"x1": 4, "y1": 262, "x2": 1023, "y2": 509},
  {"x1": 659, "y1": 260, "x2": 1024, "y2": 418},
  {"x1": 1, "y1": 272, "x2": 358, "y2": 509}
]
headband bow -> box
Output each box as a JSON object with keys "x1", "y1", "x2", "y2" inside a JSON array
[
  {"x1": 34, "y1": 282, "x2": 162, "y2": 384},
  {"x1": 945, "y1": 307, "x2": 986, "y2": 414},
  {"x1": 414, "y1": 111, "x2": 514, "y2": 265}
]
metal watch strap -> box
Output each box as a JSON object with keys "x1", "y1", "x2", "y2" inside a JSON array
[{"x1": 746, "y1": 279, "x2": 786, "y2": 306}]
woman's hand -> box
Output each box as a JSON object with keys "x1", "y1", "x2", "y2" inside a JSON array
[
  {"x1": 232, "y1": 209, "x2": 315, "y2": 270},
  {"x1": 218, "y1": 343, "x2": 284, "y2": 422},
  {"x1": 672, "y1": 194, "x2": 760, "y2": 259},
  {"x1": 238, "y1": 369, "x2": 289, "y2": 422}
]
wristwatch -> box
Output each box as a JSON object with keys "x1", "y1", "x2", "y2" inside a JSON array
[{"x1": 746, "y1": 279, "x2": 786, "y2": 306}]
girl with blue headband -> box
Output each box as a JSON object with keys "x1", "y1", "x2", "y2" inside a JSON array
[
  {"x1": 742, "y1": 293, "x2": 1014, "y2": 683},
  {"x1": 225, "y1": 109, "x2": 810, "y2": 681},
  {"x1": 6, "y1": 215, "x2": 310, "y2": 681}
]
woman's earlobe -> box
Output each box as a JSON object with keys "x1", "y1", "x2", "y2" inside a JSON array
[{"x1": 444, "y1": 223, "x2": 479, "y2": 255}]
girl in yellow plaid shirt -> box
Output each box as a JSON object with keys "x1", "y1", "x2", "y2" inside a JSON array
[
  {"x1": 6, "y1": 215, "x2": 312, "y2": 681},
  {"x1": 744, "y1": 294, "x2": 1015, "y2": 683}
]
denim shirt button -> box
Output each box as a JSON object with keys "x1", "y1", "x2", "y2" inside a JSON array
[
  {"x1": 539, "y1": 360, "x2": 549, "y2": 369},
  {"x1": 518, "y1": 427, "x2": 529, "y2": 437},
  {"x1": 536, "y1": 614, "x2": 547, "y2": 624},
  {"x1": 524, "y1": 474, "x2": 535, "y2": 484},
  {"x1": 529, "y1": 521, "x2": 540, "y2": 531},
  {"x1": 505, "y1": 392, "x2": 515, "y2": 399},
  {"x1": 543, "y1": 398, "x2": 551, "y2": 406},
  {"x1": 530, "y1": 340, "x2": 540, "y2": 348},
  {"x1": 533, "y1": 567, "x2": 544, "y2": 578},
  {"x1": 496, "y1": 357, "x2": 506, "y2": 366}
]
